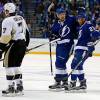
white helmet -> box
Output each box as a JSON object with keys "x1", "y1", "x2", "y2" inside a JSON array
[{"x1": 4, "y1": 3, "x2": 16, "y2": 13}]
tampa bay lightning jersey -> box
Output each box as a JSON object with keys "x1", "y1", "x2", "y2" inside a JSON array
[
  {"x1": 75, "y1": 21, "x2": 100, "y2": 51},
  {"x1": 51, "y1": 15, "x2": 78, "y2": 44}
]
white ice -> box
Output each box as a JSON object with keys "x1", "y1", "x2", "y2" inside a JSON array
[{"x1": 0, "y1": 54, "x2": 100, "y2": 100}]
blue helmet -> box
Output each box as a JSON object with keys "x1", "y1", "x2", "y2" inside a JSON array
[
  {"x1": 77, "y1": 7, "x2": 87, "y2": 19},
  {"x1": 78, "y1": 7, "x2": 86, "y2": 14},
  {"x1": 77, "y1": 12, "x2": 87, "y2": 19},
  {"x1": 77, "y1": 13, "x2": 87, "y2": 19},
  {"x1": 56, "y1": 8, "x2": 66, "y2": 14}
]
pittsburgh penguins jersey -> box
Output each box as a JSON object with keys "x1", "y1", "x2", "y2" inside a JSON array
[{"x1": 0, "y1": 15, "x2": 28, "y2": 44}]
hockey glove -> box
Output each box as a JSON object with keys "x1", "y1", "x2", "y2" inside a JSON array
[
  {"x1": 0, "y1": 43, "x2": 7, "y2": 59},
  {"x1": 25, "y1": 29, "x2": 30, "y2": 47},
  {"x1": 49, "y1": 33, "x2": 60, "y2": 41},
  {"x1": 0, "y1": 50, "x2": 3, "y2": 59},
  {"x1": 25, "y1": 47, "x2": 29, "y2": 53}
]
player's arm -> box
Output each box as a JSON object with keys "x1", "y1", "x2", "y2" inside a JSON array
[
  {"x1": 91, "y1": 30, "x2": 100, "y2": 40},
  {"x1": 0, "y1": 19, "x2": 12, "y2": 49},
  {"x1": 22, "y1": 19, "x2": 30, "y2": 47},
  {"x1": 24, "y1": 20, "x2": 30, "y2": 47},
  {"x1": 0, "y1": 19, "x2": 12, "y2": 58},
  {"x1": 25, "y1": 28, "x2": 30, "y2": 47},
  {"x1": 0, "y1": 19, "x2": 11, "y2": 44},
  {"x1": 89, "y1": 25, "x2": 100, "y2": 40},
  {"x1": 87, "y1": 26, "x2": 100, "y2": 46},
  {"x1": 49, "y1": 23, "x2": 60, "y2": 41},
  {"x1": 73, "y1": 16, "x2": 79, "y2": 39}
]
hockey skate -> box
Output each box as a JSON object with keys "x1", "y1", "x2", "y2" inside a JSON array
[
  {"x1": 75, "y1": 79, "x2": 87, "y2": 91},
  {"x1": 15, "y1": 81, "x2": 24, "y2": 96},
  {"x1": 61, "y1": 78, "x2": 70, "y2": 91},
  {"x1": 62, "y1": 82, "x2": 70, "y2": 92},
  {"x1": 49, "y1": 81, "x2": 63, "y2": 91},
  {"x1": 61, "y1": 81, "x2": 69, "y2": 88},
  {"x1": 61, "y1": 77, "x2": 68, "y2": 88},
  {"x1": 49, "y1": 76, "x2": 63, "y2": 91},
  {"x1": 65, "y1": 81, "x2": 76, "y2": 92},
  {"x1": 2, "y1": 85, "x2": 15, "y2": 97}
]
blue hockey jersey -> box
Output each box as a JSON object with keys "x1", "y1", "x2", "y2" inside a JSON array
[
  {"x1": 75, "y1": 21, "x2": 100, "y2": 51},
  {"x1": 51, "y1": 15, "x2": 78, "y2": 44}
]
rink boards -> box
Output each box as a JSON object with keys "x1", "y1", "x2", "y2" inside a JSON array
[{"x1": 28, "y1": 38, "x2": 100, "y2": 56}]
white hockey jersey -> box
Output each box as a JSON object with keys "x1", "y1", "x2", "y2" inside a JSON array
[{"x1": 0, "y1": 15, "x2": 28, "y2": 44}]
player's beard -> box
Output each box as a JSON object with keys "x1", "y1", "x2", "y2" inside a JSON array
[
  {"x1": 59, "y1": 15, "x2": 66, "y2": 22},
  {"x1": 57, "y1": 13, "x2": 66, "y2": 22},
  {"x1": 61, "y1": 17, "x2": 65, "y2": 22},
  {"x1": 4, "y1": 10, "x2": 10, "y2": 17},
  {"x1": 78, "y1": 18, "x2": 86, "y2": 26}
]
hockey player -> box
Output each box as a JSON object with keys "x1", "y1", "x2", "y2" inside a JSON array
[
  {"x1": 65, "y1": 12, "x2": 100, "y2": 91},
  {"x1": 0, "y1": 3, "x2": 30, "y2": 96},
  {"x1": 49, "y1": 7, "x2": 78, "y2": 90}
]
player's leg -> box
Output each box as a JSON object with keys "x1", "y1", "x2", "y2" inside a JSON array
[
  {"x1": 2, "y1": 40, "x2": 26, "y2": 96},
  {"x1": 76, "y1": 63, "x2": 87, "y2": 90},
  {"x1": 76, "y1": 50, "x2": 88, "y2": 90},
  {"x1": 14, "y1": 67, "x2": 24, "y2": 95},
  {"x1": 2, "y1": 67, "x2": 15, "y2": 96},
  {"x1": 49, "y1": 43, "x2": 72, "y2": 90},
  {"x1": 2, "y1": 43, "x2": 16, "y2": 96},
  {"x1": 11, "y1": 40, "x2": 26, "y2": 95},
  {"x1": 69, "y1": 50, "x2": 87, "y2": 90},
  {"x1": 61, "y1": 43, "x2": 73, "y2": 89},
  {"x1": 49, "y1": 44, "x2": 68, "y2": 90},
  {"x1": 75, "y1": 47, "x2": 95, "y2": 90}
]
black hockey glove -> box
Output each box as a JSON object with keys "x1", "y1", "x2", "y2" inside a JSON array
[
  {"x1": 0, "y1": 43, "x2": 7, "y2": 59},
  {"x1": 0, "y1": 50, "x2": 3, "y2": 59},
  {"x1": 49, "y1": 33, "x2": 60, "y2": 41},
  {"x1": 25, "y1": 29, "x2": 30, "y2": 47},
  {"x1": 26, "y1": 47, "x2": 29, "y2": 53}
]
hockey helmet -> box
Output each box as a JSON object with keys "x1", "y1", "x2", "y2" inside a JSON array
[
  {"x1": 56, "y1": 8, "x2": 66, "y2": 14},
  {"x1": 77, "y1": 12, "x2": 87, "y2": 19},
  {"x1": 78, "y1": 7, "x2": 86, "y2": 14},
  {"x1": 4, "y1": 3, "x2": 16, "y2": 13},
  {"x1": 77, "y1": 7, "x2": 87, "y2": 19}
]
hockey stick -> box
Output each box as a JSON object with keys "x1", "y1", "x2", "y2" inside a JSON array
[
  {"x1": 27, "y1": 38, "x2": 60, "y2": 52},
  {"x1": 67, "y1": 39, "x2": 100, "y2": 78},
  {"x1": 49, "y1": 38, "x2": 53, "y2": 75},
  {"x1": 67, "y1": 51, "x2": 88, "y2": 78},
  {"x1": 0, "y1": 38, "x2": 60, "y2": 62},
  {"x1": 0, "y1": 58, "x2": 3, "y2": 61}
]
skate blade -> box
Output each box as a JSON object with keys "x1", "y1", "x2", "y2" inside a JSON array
[
  {"x1": 64, "y1": 90, "x2": 71, "y2": 93},
  {"x1": 2, "y1": 93, "x2": 16, "y2": 97},
  {"x1": 75, "y1": 89, "x2": 87, "y2": 93},
  {"x1": 65, "y1": 89, "x2": 87, "y2": 93},
  {"x1": 48, "y1": 88, "x2": 64, "y2": 92},
  {"x1": 15, "y1": 91, "x2": 24, "y2": 96}
]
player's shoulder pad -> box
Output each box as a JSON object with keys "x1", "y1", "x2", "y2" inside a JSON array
[
  {"x1": 68, "y1": 15, "x2": 76, "y2": 21},
  {"x1": 51, "y1": 21, "x2": 59, "y2": 27},
  {"x1": 86, "y1": 21, "x2": 92, "y2": 26},
  {"x1": 68, "y1": 15, "x2": 75, "y2": 19},
  {"x1": 2, "y1": 17, "x2": 13, "y2": 25},
  {"x1": 82, "y1": 21, "x2": 92, "y2": 28}
]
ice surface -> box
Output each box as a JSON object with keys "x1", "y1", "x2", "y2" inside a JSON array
[{"x1": 0, "y1": 54, "x2": 100, "y2": 100}]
